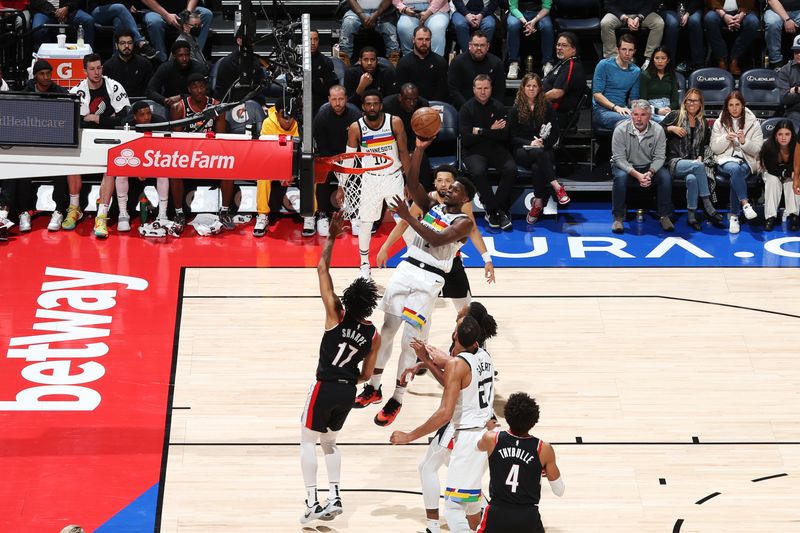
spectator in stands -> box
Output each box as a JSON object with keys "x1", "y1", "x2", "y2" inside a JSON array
[
  {"x1": 174, "y1": 9, "x2": 207, "y2": 67},
  {"x1": 29, "y1": 0, "x2": 95, "y2": 50},
  {"x1": 0, "y1": 0, "x2": 26, "y2": 44},
  {"x1": 23, "y1": 58, "x2": 66, "y2": 94},
  {"x1": 147, "y1": 40, "x2": 208, "y2": 107},
  {"x1": 777, "y1": 35, "x2": 800, "y2": 122},
  {"x1": 103, "y1": 30, "x2": 154, "y2": 98},
  {"x1": 344, "y1": 45, "x2": 399, "y2": 107},
  {"x1": 760, "y1": 120, "x2": 800, "y2": 230},
  {"x1": 448, "y1": 31, "x2": 505, "y2": 109},
  {"x1": 460, "y1": 74, "x2": 516, "y2": 230},
  {"x1": 506, "y1": 0, "x2": 554, "y2": 79},
  {"x1": 308, "y1": 85, "x2": 361, "y2": 238},
  {"x1": 610, "y1": 99, "x2": 673, "y2": 233},
  {"x1": 661, "y1": 88, "x2": 724, "y2": 230},
  {"x1": 396, "y1": 26, "x2": 448, "y2": 102},
  {"x1": 339, "y1": 0, "x2": 401, "y2": 66},
  {"x1": 639, "y1": 46, "x2": 678, "y2": 123},
  {"x1": 169, "y1": 73, "x2": 233, "y2": 233},
  {"x1": 65, "y1": 53, "x2": 130, "y2": 238},
  {"x1": 0, "y1": 65, "x2": 7, "y2": 91},
  {"x1": 592, "y1": 33, "x2": 640, "y2": 131},
  {"x1": 451, "y1": 0, "x2": 498, "y2": 54},
  {"x1": 703, "y1": 0, "x2": 758, "y2": 76},
  {"x1": 658, "y1": 0, "x2": 704, "y2": 72},
  {"x1": 384, "y1": 82, "x2": 433, "y2": 189},
  {"x1": 394, "y1": 0, "x2": 449, "y2": 57},
  {"x1": 764, "y1": 0, "x2": 800, "y2": 70},
  {"x1": 86, "y1": 0, "x2": 158, "y2": 59},
  {"x1": 256, "y1": 100, "x2": 302, "y2": 234},
  {"x1": 140, "y1": 0, "x2": 212, "y2": 63},
  {"x1": 509, "y1": 73, "x2": 567, "y2": 226},
  {"x1": 310, "y1": 29, "x2": 338, "y2": 116},
  {"x1": 601, "y1": 0, "x2": 664, "y2": 68},
  {"x1": 213, "y1": 23, "x2": 266, "y2": 104},
  {"x1": 543, "y1": 31, "x2": 585, "y2": 127},
  {"x1": 709, "y1": 90, "x2": 762, "y2": 233}
]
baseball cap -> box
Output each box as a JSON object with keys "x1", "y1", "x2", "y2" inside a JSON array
[
  {"x1": 32, "y1": 59, "x2": 52, "y2": 74},
  {"x1": 792, "y1": 35, "x2": 800, "y2": 51}
]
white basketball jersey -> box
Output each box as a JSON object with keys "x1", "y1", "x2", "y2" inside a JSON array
[
  {"x1": 407, "y1": 203, "x2": 468, "y2": 272},
  {"x1": 452, "y1": 347, "x2": 494, "y2": 430},
  {"x1": 358, "y1": 114, "x2": 402, "y2": 174}
]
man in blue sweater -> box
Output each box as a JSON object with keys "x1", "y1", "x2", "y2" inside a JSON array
[{"x1": 592, "y1": 33, "x2": 641, "y2": 131}]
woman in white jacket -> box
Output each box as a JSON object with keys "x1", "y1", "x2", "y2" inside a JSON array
[{"x1": 709, "y1": 90, "x2": 763, "y2": 234}]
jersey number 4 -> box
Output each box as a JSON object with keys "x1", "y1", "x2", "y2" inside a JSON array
[
  {"x1": 505, "y1": 464, "x2": 520, "y2": 493},
  {"x1": 332, "y1": 342, "x2": 359, "y2": 367}
]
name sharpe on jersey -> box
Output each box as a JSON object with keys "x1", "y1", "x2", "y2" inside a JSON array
[
  {"x1": 497, "y1": 446, "x2": 536, "y2": 465},
  {"x1": 341, "y1": 328, "x2": 368, "y2": 347}
]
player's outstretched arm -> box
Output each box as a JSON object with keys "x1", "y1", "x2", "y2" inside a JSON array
[
  {"x1": 318, "y1": 212, "x2": 345, "y2": 329},
  {"x1": 540, "y1": 442, "x2": 565, "y2": 496},
  {"x1": 358, "y1": 333, "x2": 381, "y2": 383},
  {"x1": 405, "y1": 137, "x2": 435, "y2": 211},
  {"x1": 376, "y1": 202, "x2": 421, "y2": 267},
  {"x1": 477, "y1": 429, "x2": 499, "y2": 453},
  {"x1": 391, "y1": 194, "x2": 473, "y2": 247},
  {"x1": 461, "y1": 201, "x2": 495, "y2": 283}
]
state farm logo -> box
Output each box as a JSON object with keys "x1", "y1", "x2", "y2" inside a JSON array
[
  {"x1": 696, "y1": 76, "x2": 727, "y2": 83},
  {"x1": 114, "y1": 148, "x2": 141, "y2": 168}
]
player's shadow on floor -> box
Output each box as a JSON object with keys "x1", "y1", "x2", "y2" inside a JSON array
[
  {"x1": 302, "y1": 525, "x2": 341, "y2": 532},
  {"x1": 370, "y1": 504, "x2": 426, "y2": 522}
]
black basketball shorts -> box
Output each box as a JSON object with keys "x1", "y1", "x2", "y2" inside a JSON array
[
  {"x1": 302, "y1": 380, "x2": 357, "y2": 433},
  {"x1": 441, "y1": 255, "x2": 470, "y2": 299},
  {"x1": 477, "y1": 503, "x2": 544, "y2": 533}
]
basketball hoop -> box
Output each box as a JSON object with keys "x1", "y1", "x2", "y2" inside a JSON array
[{"x1": 314, "y1": 152, "x2": 397, "y2": 221}]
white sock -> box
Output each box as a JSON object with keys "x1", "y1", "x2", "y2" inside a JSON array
[
  {"x1": 69, "y1": 194, "x2": 79, "y2": 208},
  {"x1": 115, "y1": 177, "x2": 129, "y2": 217},
  {"x1": 157, "y1": 178, "x2": 169, "y2": 219},
  {"x1": 391, "y1": 385, "x2": 406, "y2": 403},
  {"x1": 300, "y1": 427, "x2": 320, "y2": 503},
  {"x1": 358, "y1": 220, "x2": 372, "y2": 266},
  {"x1": 98, "y1": 203, "x2": 109, "y2": 217},
  {"x1": 320, "y1": 430, "x2": 341, "y2": 499}
]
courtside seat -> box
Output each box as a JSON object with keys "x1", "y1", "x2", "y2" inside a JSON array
[
  {"x1": 740, "y1": 68, "x2": 780, "y2": 119},
  {"x1": 689, "y1": 68, "x2": 734, "y2": 115},
  {"x1": 761, "y1": 116, "x2": 800, "y2": 138},
  {"x1": 427, "y1": 100, "x2": 459, "y2": 168},
  {"x1": 225, "y1": 99, "x2": 266, "y2": 134}
]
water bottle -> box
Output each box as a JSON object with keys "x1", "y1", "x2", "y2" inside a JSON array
[
  {"x1": 234, "y1": 5, "x2": 242, "y2": 33},
  {"x1": 139, "y1": 194, "x2": 151, "y2": 224},
  {"x1": 525, "y1": 55, "x2": 534, "y2": 74},
  {"x1": 636, "y1": 209, "x2": 645, "y2": 223},
  {"x1": 77, "y1": 24, "x2": 84, "y2": 48}
]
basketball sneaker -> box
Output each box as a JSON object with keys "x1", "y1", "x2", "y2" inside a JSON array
[
  {"x1": 303, "y1": 215, "x2": 316, "y2": 237},
  {"x1": 253, "y1": 214, "x2": 268, "y2": 237},
  {"x1": 219, "y1": 210, "x2": 235, "y2": 230},
  {"x1": 299, "y1": 500, "x2": 327, "y2": 524},
  {"x1": 62, "y1": 205, "x2": 83, "y2": 230},
  {"x1": 317, "y1": 214, "x2": 330, "y2": 237},
  {"x1": 19, "y1": 211, "x2": 32, "y2": 232},
  {"x1": 94, "y1": 214, "x2": 109, "y2": 239},
  {"x1": 353, "y1": 384, "x2": 382, "y2": 408},
  {"x1": 172, "y1": 212, "x2": 186, "y2": 235},
  {"x1": 117, "y1": 215, "x2": 131, "y2": 232},
  {"x1": 321, "y1": 497, "x2": 343, "y2": 521},
  {"x1": 359, "y1": 263, "x2": 372, "y2": 280},
  {"x1": 48, "y1": 211, "x2": 64, "y2": 231},
  {"x1": 374, "y1": 398, "x2": 402, "y2": 426}
]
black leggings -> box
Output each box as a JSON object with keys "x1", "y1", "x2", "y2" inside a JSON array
[
  {"x1": 514, "y1": 147, "x2": 557, "y2": 200},
  {"x1": 0, "y1": 178, "x2": 36, "y2": 213}
]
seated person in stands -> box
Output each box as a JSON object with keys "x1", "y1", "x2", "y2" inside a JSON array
[
  {"x1": 394, "y1": 0, "x2": 450, "y2": 57},
  {"x1": 213, "y1": 23, "x2": 266, "y2": 104},
  {"x1": 703, "y1": 0, "x2": 758, "y2": 76},
  {"x1": 601, "y1": 0, "x2": 664, "y2": 68},
  {"x1": 255, "y1": 100, "x2": 302, "y2": 235},
  {"x1": 29, "y1": 0, "x2": 94, "y2": 50},
  {"x1": 661, "y1": 88, "x2": 724, "y2": 230},
  {"x1": 174, "y1": 9, "x2": 208, "y2": 68},
  {"x1": 760, "y1": 120, "x2": 800, "y2": 231},
  {"x1": 592, "y1": 33, "x2": 640, "y2": 131},
  {"x1": 116, "y1": 101, "x2": 172, "y2": 232},
  {"x1": 709, "y1": 90, "x2": 763, "y2": 234},
  {"x1": 448, "y1": 31, "x2": 505, "y2": 109},
  {"x1": 451, "y1": 0, "x2": 498, "y2": 55},
  {"x1": 506, "y1": 0, "x2": 554, "y2": 79},
  {"x1": 765, "y1": 0, "x2": 800, "y2": 70},
  {"x1": 396, "y1": 26, "x2": 449, "y2": 102},
  {"x1": 459, "y1": 74, "x2": 516, "y2": 231},
  {"x1": 65, "y1": 53, "x2": 131, "y2": 239},
  {"x1": 338, "y1": 0, "x2": 401, "y2": 66},
  {"x1": 103, "y1": 30, "x2": 155, "y2": 98},
  {"x1": 777, "y1": 36, "x2": 800, "y2": 123},
  {"x1": 384, "y1": 83, "x2": 432, "y2": 189},
  {"x1": 87, "y1": 0, "x2": 159, "y2": 59},
  {"x1": 169, "y1": 73, "x2": 232, "y2": 234},
  {"x1": 543, "y1": 31, "x2": 585, "y2": 127},
  {"x1": 658, "y1": 0, "x2": 705, "y2": 71},
  {"x1": 639, "y1": 46, "x2": 678, "y2": 123},
  {"x1": 610, "y1": 99, "x2": 673, "y2": 234},
  {"x1": 147, "y1": 40, "x2": 208, "y2": 107},
  {"x1": 509, "y1": 73, "x2": 566, "y2": 226},
  {"x1": 310, "y1": 29, "x2": 339, "y2": 116},
  {"x1": 140, "y1": 0, "x2": 212, "y2": 63},
  {"x1": 344, "y1": 46, "x2": 399, "y2": 107},
  {"x1": 0, "y1": 65, "x2": 7, "y2": 91}
]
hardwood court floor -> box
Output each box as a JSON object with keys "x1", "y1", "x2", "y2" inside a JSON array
[{"x1": 160, "y1": 267, "x2": 800, "y2": 532}]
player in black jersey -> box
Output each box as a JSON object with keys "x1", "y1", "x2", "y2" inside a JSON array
[
  {"x1": 476, "y1": 392, "x2": 564, "y2": 533},
  {"x1": 299, "y1": 212, "x2": 382, "y2": 525}
]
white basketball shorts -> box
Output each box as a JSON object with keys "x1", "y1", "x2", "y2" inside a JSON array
[
  {"x1": 444, "y1": 428, "x2": 487, "y2": 504},
  {"x1": 378, "y1": 260, "x2": 444, "y2": 329}
]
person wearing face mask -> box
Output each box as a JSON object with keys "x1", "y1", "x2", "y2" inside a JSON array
[
  {"x1": 174, "y1": 9, "x2": 207, "y2": 68},
  {"x1": 102, "y1": 29, "x2": 155, "y2": 97}
]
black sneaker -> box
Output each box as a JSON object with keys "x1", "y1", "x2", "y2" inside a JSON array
[
  {"x1": 374, "y1": 397, "x2": 402, "y2": 426},
  {"x1": 498, "y1": 210, "x2": 512, "y2": 230},
  {"x1": 219, "y1": 210, "x2": 235, "y2": 230},
  {"x1": 138, "y1": 40, "x2": 159, "y2": 60},
  {"x1": 484, "y1": 211, "x2": 500, "y2": 228},
  {"x1": 173, "y1": 212, "x2": 186, "y2": 235}
]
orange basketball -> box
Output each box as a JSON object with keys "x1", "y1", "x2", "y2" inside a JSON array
[{"x1": 411, "y1": 107, "x2": 442, "y2": 140}]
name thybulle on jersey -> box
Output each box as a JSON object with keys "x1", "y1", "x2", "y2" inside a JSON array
[{"x1": 497, "y1": 445, "x2": 537, "y2": 465}]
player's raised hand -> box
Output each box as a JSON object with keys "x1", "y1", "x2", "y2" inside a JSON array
[
  {"x1": 390, "y1": 430, "x2": 412, "y2": 445},
  {"x1": 414, "y1": 136, "x2": 435, "y2": 151},
  {"x1": 399, "y1": 364, "x2": 421, "y2": 386},
  {"x1": 328, "y1": 211, "x2": 344, "y2": 237},
  {"x1": 389, "y1": 195, "x2": 410, "y2": 219}
]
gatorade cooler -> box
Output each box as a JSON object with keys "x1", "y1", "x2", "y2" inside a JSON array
[{"x1": 34, "y1": 42, "x2": 94, "y2": 88}]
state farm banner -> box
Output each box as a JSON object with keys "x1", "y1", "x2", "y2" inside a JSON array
[{"x1": 107, "y1": 134, "x2": 295, "y2": 180}]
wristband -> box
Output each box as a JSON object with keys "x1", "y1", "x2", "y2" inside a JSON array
[{"x1": 481, "y1": 252, "x2": 492, "y2": 263}]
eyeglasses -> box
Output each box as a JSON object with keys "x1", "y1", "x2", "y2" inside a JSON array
[
  {"x1": 469, "y1": 43, "x2": 488, "y2": 48},
  {"x1": 118, "y1": 40, "x2": 134, "y2": 46},
  {"x1": 555, "y1": 42, "x2": 573, "y2": 48},
  {"x1": 685, "y1": 99, "x2": 701, "y2": 103}
]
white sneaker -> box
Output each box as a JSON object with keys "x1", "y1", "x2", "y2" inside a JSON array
[
  {"x1": 742, "y1": 203, "x2": 757, "y2": 220},
  {"x1": 729, "y1": 215, "x2": 740, "y2": 234},
  {"x1": 117, "y1": 215, "x2": 131, "y2": 232},
  {"x1": 508, "y1": 61, "x2": 519, "y2": 79},
  {"x1": 317, "y1": 214, "x2": 330, "y2": 237},
  {"x1": 302, "y1": 215, "x2": 317, "y2": 237},
  {"x1": 321, "y1": 497, "x2": 343, "y2": 521},
  {"x1": 48, "y1": 211, "x2": 64, "y2": 231},
  {"x1": 253, "y1": 214, "x2": 268, "y2": 237},
  {"x1": 359, "y1": 263, "x2": 372, "y2": 280},
  {"x1": 19, "y1": 211, "x2": 32, "y2": 232},
  {"x1": 351, "y1": 220, "x2": 360, "y2": 236},
  {"x1": 299, "y1": 501, "x2": 327, "y2": 524},
  {"x1": 543, "y1": 61, "x2": 554, "y2": 76}
]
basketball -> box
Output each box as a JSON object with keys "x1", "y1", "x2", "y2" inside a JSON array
[{"x1": 411, "y1": 107, "x2": 442, "y2": 140}]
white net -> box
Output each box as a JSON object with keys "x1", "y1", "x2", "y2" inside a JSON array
[{"x1": 333, "y1": 153, "x2": 394, "y2": 221}]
